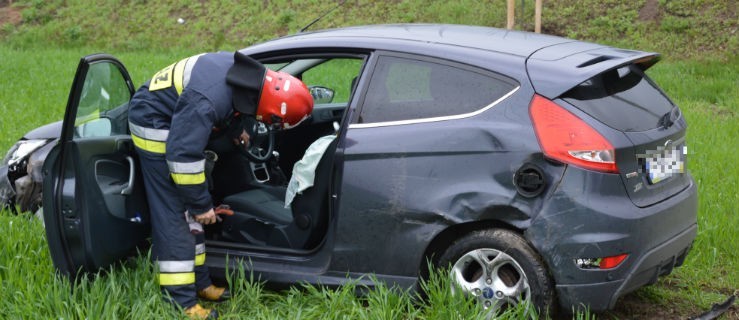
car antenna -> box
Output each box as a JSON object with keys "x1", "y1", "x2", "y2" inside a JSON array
[{"x1": 299, "y1": 0, "x2": 347, "y2": 33}]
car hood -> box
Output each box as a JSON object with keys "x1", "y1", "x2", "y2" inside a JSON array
[
  {"x1": 23, "y1": 121, "x2": 62, "y2": 140},
  {"x1": 526, "y1": 42, "x2": 660, "y2": 99}
]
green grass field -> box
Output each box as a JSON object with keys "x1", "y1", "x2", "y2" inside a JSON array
[{"x1": 1, "y1": 0, "x2": 737, "y2": 318}]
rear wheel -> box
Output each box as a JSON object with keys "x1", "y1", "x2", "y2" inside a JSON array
[{"x1": 437, "y1": 229, "x2": 555, "y2": 315}]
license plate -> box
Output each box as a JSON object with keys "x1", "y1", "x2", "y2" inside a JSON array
[{"x1": 644, "y1": 144, "x2": 686, "y2": 184}]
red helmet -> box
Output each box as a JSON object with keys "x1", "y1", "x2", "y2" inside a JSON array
[{"x1": 256, "y1": 69, "x2": 314, "y2": 129}]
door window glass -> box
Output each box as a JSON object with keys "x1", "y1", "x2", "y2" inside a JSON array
[
  {"x1": 74, "y1": 62, "x2": 131, "y2": 139},
  {"x1": 300, "y1": 58, "x2": 364, "y2": 104},
  {"x1": 360, "y1": 55, "x2": 517, "y2": 123}
]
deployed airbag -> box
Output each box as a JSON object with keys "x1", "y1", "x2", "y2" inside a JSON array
[{"x1": 284, "y1": 135, "x2": 336, "y2": 208}]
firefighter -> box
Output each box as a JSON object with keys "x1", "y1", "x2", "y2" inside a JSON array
[{"x1": 128, "y1": 51, "x2": 313, "y2": 319}]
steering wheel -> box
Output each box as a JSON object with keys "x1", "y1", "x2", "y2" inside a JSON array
[{"x1": 240, "y1": 121, "x2": 274, "y2": 163}]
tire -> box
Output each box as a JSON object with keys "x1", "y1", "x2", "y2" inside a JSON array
[{"x1": 437, "y1": 229, "x2": 555, "y2": 315}]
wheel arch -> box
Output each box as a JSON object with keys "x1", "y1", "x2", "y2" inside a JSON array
[
  {"x1": 418, "y1": 218, "x2": 558, "y2": 315},
  {"x1": 418, "y1": 218, "x2": 526, "y2": 281}
]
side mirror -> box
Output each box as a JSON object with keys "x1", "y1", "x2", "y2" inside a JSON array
[{"x1": 309, "y1": 86, "x2": 335, "y2": 104}]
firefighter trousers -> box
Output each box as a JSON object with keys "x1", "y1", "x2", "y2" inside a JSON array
[{"x1": 135, "y1": 148, "x2": 213, "y2": 309}]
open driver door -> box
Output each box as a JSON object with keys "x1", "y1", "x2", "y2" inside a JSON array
[{"x1": 42, "y1": 54, "x2": 150, "y2": 278}]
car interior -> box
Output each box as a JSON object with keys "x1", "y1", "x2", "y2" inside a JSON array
[{"x1": 203, "y1": 55, "x2": 365, "y2": 251}]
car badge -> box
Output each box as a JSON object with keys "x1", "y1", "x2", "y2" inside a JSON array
[
  {"x1": 634, "y1": 182, "x2": 643, "y2": 193},
  {"x1": 482, "y1": 287, "x2": 495, "y2": 299}
]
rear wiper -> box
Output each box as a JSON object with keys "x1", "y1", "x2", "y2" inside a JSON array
[{"x1": 658, "y1": 105, "x2": 680, "y2": 129}]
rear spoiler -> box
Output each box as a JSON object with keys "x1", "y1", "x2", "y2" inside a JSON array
[{"x1": 526, "y1": 42, "x2": 661, "y2": 99}]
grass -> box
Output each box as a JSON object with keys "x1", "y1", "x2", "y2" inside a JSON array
[
  {"x1": 1, "y1": 1, "x2": 736, "y2": 59},
  {"x1": 0, "y1": 46, "x2": 197, "y2": 152},
  {"x1": 1, "y1": 210, "x2": 550, "y2": 319}
]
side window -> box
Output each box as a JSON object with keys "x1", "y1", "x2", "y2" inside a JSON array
[
  {"x1": 74, "y1": 62, "x2": 131, "y2": 139},
  {"x1": 360, "y1": 55, "x2": 517, "y2": 123},
  {"x1": 301, "y1": 58, "x2": 363, "y2": 104}
]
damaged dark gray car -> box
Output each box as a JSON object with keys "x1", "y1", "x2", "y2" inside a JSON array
[
  {"x1": 3, "y1": 24, "x2": 697, "y2": 314},
  {"x1": 1, "y1": 121, "x2": 59, "y2": 216}
]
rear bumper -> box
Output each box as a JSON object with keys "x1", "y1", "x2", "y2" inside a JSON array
[
  {"x1": 555, "y1": 223, "x2": 695, "y2": 310},
  {"x1": 525, "y1": 167, "x2": 698, "y2": 311}
]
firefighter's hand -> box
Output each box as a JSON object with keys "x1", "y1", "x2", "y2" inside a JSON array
[
  {"x1": 194, "y1": 208, "x2": 217, "y2": 225},
  {"x1": 232, "y1": 129, "x2": 250, "y2": 147}
]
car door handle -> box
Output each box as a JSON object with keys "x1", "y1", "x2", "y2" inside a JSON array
[{"x1": 120, "y1": 156, "x2": 135, "y2": 195}]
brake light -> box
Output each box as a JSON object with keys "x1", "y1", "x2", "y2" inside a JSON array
[{"x1": 529, "y1": 95, "x2": 618, "y2": 173}]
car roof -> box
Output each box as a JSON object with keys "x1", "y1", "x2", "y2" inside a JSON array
[
  {"x1": 242, "y1": 24, "x2": 660, "y2": 99},
  {"x1": 243, "y1": 24, "x2": 576, "y2": 58}
]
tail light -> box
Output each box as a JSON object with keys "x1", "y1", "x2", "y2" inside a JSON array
[
  {"x1": 529, "y1": 95, "x2": 618, "y2": 173},
  {"x1": 574, "y1": 254, "x2": 629, "y2": 270}
]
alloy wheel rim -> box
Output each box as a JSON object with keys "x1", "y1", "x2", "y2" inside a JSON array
[{"x1": 450, "y1": 248, "x2": 531, "y2": 311}]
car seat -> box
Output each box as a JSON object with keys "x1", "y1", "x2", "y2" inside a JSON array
[{"x1": 219, "y1": 137, "x2": 338, "y2": 249}]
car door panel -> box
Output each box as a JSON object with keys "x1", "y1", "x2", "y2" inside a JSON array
[{"x1": 42, "y1": 54, "x2": 149, "y2": 278}]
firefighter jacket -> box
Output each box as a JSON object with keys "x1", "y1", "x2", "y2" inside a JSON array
[{"x1": 128, "y1": 52, "x2": 263, "y2": 215}]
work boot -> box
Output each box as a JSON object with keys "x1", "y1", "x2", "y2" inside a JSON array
[
  {"x1": 198, "y1": 285, "x2": 231, "y2": 302},
  {"x1": 184, "y1": 304, "x2": 218, "y2": 319}
]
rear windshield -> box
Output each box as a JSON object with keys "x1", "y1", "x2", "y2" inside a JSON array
[{"x1": 563, "y1": 64, "x2": 674, "y2": 132}]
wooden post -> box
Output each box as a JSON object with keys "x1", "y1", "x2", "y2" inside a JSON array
[
  {"x1": 507, "y1": 0, "x2": 515, "y2": 30},
  {"x1": 535, "y1": 0, "x2": 542, "y2": 33}
]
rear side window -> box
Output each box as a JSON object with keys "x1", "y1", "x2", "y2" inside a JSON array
[
  {"x1": 563, "y1": 65, "x2": 674, "y2": 132},
  {"x1": 359, "y1": 55, "x2": 516, "y2": 124}
]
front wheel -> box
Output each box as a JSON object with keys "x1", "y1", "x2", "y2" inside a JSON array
[{"x1": 437, "y1": 229, "x2": 555, "y2": 315}]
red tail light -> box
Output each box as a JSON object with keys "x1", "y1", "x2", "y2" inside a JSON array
[
  {"x1": 599, "y1": 254, "x2": 628, "y2": 269},
  {"x1": 529, "y1": 95, "x2": 618, "y2": 173},
  {"x1": 574, "y1": 253, "x2": 629, "y2": 270}
]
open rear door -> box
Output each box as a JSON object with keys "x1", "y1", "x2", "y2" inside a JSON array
[{"x1": 42, "y1": 54, "x2": 150, "y2": 278}]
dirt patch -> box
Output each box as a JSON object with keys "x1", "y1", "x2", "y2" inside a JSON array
[
  {"x1": 638, "y1": 0, "x2": 661, "y2": 22},
  {"x1": 604, "y1": 291, "x2": 739, "y2": 320},
  {"x1": 604, "y1": 292, "x2": 699, "y2": 319},
  {"x1": 0, "y1": 1, "x2": 22, "y2": 26},
  {"x1": 697, "y1": 104, "x2": 737, "y2": 119}
]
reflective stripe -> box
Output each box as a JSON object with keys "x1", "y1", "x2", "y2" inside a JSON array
[
  {"x1": 132, "y1": 134, "x2": 166, "y2": 154},
  {"x1": 195, "y1": 253, "x2": 206, "y2": 266},
  {"x1": 173, "y1": 60, "x2": 187, "y2": 95},
  {"x1": 182, "y1": 54, "x2": 204, "y2": 89},
  {"x1": 159, "y1": 272, "x2": 195, "y2": 286},
  {"x1": 158, "y1": 260, "x2": 194, "y2": 273},
  {"x1": 171, "y1": 172, "x2": 206, "y2": 185},
  {"x1": 129, "y1": 123, "x2": 169, "y2": 154},
  {"x1": 129, "y1": 122, "x2": 169, "y2": 141},
  {"x1": 195, "y1": 243, "x2": 206, "y2": 255},
  {"x1": 167, "y1": 159, "x2": 205, "y2": 174}
]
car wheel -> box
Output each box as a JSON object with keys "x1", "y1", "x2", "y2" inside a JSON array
[{"x1": 437, "y1": 229, "x2": 554, "y2": 314}]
